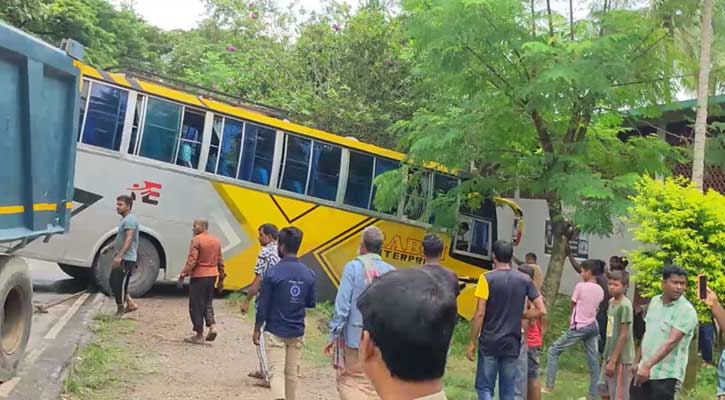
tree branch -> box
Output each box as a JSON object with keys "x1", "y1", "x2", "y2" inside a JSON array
[{"x1": 531, "y1": 110, "x2": 555, "y2": 154}]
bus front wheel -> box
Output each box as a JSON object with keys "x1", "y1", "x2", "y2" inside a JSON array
[
  {"x1": 91, "y1": 235, "x2": 161, "y2": 298},
  {"x1": 0, "y1": 256, "x2": 32, "y2": 382}
]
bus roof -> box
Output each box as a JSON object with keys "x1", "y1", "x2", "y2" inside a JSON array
[{"x1": 76, "y1": 61, "x2": 407, "y2": 163}]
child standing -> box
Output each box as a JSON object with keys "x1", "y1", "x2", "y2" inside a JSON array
[
  {"x1": 599, "y1": 270, "x2": 635, "y2": 400},
  {"x1": 545, "y1": 259, "x2": 604, "y2": 399}
]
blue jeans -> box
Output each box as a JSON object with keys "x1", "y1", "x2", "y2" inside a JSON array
[
  {"x1": 513, "y1": 339, "x2": 528, "y2": 400},
  {"x1": 699, "y1": 322, "x2": 715, "y2": 363},
  {"x1": 476, "y1": 353, "x2": 518, "y2": 400},
  {"x1": 546, "y1": 322, "x2": 600, "y2": 397}
]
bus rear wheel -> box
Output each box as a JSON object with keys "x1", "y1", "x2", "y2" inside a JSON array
[
  {"x1": 58, "y1": 264, "x2": 90, "y2": 281},
  {"x1": 91, "y1": 235, "x2": 161, "y2": 298},
  {"x1": 0, "y1": 256, "x2": 32, "y2": 382}
]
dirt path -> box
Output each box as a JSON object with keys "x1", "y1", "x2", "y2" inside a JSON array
[{"x1": 117, "y1": 296, "x2": 337, "y2": 400}]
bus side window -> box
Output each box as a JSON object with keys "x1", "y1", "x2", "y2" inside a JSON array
[
  {"x1": 280, "y1": 135, "x2": 312, "y2": 194},
  {"x1": 138, "y1": 98, "x2": 182, "y2": 163},
  {"x1": 307, "y1": 142, "x2": 341, "y2": 201},
  {"x1": 205, "y1": 116, "x2": 223, "y2": 173},
  {"x1": 402, "y1": 171, "x2": 431, "y2": 221},
  {"x1": 239, "y1": 123, "x2": 276, "y2": 185},
  {"x1": 370, "y1": 157, "x2": 398, "y2": 214},
  {"x1": 217, "y1": 118, "x2": 243, "y2": 178},
  {"x1": 344, "y1": 152, "x2": 374, "y2": 209},
  {"x1": 79, "y1": 81, "x2": 128, "y2": 151},
  {"x1": 77, "y1": 79, "x2": 90, "y2": 141},
  {"x1": 176, "y1": 108, "x2": 205, "y2": 169},
  {"x1": 127, "y1": 95, "x2": 146, "y2": 155}
]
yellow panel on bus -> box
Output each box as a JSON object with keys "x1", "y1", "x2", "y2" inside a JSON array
[{"x1": 212, "y1": 181, "x2": 485, "y2": 320}]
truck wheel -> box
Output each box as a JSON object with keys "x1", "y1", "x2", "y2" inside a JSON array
[
  {"x1": 0, "y1": 256, "x2": 32, "y2": 382},
  {"x1": 58, "y1": 264, "x2": 90, "y2": 281},
  {"x1": 91, "y1": 235, "x2": 161, "y2": 298}
]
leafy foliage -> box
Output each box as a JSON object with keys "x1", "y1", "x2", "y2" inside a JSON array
[
  {"x1": 371, "y1": 0, "x2": 688, "y2": 307},
  {"x1": 628, "y1": 176, "x2": 725, "y2": 322}
]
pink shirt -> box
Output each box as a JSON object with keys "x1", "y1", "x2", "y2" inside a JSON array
[{"x1": 570, "y1": 281, "x2": 604, "y2": 330}]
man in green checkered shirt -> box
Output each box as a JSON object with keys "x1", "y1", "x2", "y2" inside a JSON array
[{"x1": 633, "y1": 264, "x2": 698, "y2": 400}]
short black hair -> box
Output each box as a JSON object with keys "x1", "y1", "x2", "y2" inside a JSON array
[
  {"x1": 609, "y1": 256, "x2": 629, "y2": 271},
  {"x1": 518, "y1": 264, "x2": 535, "y2": 280},
  {"x1": 357, "y1": 268, "x2": 457, "y2": 382},
  {"x1": 422, "y1": 234, "x2": 444, "y2": 258},
  {"x1": 662, "y1": 263, "x2": 687, "y2": 280},
  {"x1": 278, "y1": 226, "x2": 303, "y2": 254},
  {"x1": 492, "y1": 240, "x2": 513, "y2": 263},
  {"x1": 607, "y1": 270, "x2": 629, "y2": 286},
  {"x1": 525, "y1": 252, "x2": 537, "y2": 262},
  {"x1": 259, "y1": 223, "x2": 279, "y2": 240},
  {"x1": 580, "y1": 259, "x2": 600, "y2": 273},
  {"x1": 116, "y1": 195, "x2": 133, "y2": 209}
]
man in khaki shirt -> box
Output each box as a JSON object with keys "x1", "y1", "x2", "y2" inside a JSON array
[{"x1": 357, "y1": 268, "x2": 457, "y2": 400}]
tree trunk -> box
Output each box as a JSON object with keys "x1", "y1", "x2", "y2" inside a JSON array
[
  {"x1": 541, "y1": 201, "x2": 573, "y2": 312},
  {"x1": 569, "y1": 0, "x2": 574, "y2": 40},
  {"x1": 546, "y1": 0, "x2": 554, "y2": 37},
  {"x1": 692, "y1": 0, "x2": 714, "y2": 190}
]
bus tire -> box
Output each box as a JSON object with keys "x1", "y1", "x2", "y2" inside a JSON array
[
  {"x1": 91, "y1": 235, "x2": 161, "y2": 298},
  {"x1": 0, "y1": 256, "x2": 32, "y2": 382},
  {"x1": 58, "y1": 264, "x2": 90, "y2": 281}
]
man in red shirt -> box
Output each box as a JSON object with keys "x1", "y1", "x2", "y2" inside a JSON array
[{"x1": 179, "y1": 219, "x2": 225, "y2": 344}]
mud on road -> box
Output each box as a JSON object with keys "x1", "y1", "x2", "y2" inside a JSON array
[{"x1": 99, "y1": 295, "x2": 337, "y2": 400}]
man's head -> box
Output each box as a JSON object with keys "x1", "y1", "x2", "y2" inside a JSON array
[
  {"x1": 357, "y1": 268, "x2": 457, "y2": 392},
  {"x1": 607, "y1": 270, "x2": 629, "y2": 297},
  {"x1": 359, "y1": 226, "x2": 384, "y2": 255},
  {"x1": 422, "y1": 234, "x2": 444, "y2": 263},
  {"x1": 662, "y1": 263, "x2": 687, "y2": 301},
  {"x1": 277, "y1": 226, "x2": 303, "y2": 258},
  {"x1": 115, "y1": 195, "x2": 133, "y2": 216},
  {"x1": 609, "y1": 256, "x2": 629, "y2": 272},
  {"x1": 192, "y1": 218, "x2": 208, "y2": 235},
  {"x1": 525, "y1": 252, "x2": 538, "y2": 265},
  {"x1": 579, "y1": 259, "x2": 599, "y2": 281},
  {"x1": 492, "y1": 240, "x2": 513, "y2": 266},
  {"x1": 258, "y1": 223, "x2": 279, "y2": 246}
]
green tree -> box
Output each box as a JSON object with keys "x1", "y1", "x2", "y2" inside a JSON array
[{"x1": 376, "y1": 0, "x2": 685, "y2": 310}]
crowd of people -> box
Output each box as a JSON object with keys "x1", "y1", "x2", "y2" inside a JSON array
[{"x1": 105, "y1": 194, "x2": 724, "y2": 400}]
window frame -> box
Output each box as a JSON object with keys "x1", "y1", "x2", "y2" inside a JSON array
[
  {"x1": 134, "y1": 93, "x2": 186, "y2": 163},
  {"x1": 77, "y1": 79, "x2": 131, "y2": 152},
  {"x1": 451, "y1": 216, "x2": 493, "y2": 260}
]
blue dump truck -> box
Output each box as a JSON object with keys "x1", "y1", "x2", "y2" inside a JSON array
[{"x1": 0, "y1": 23, "x2": 80, "y2": 380}]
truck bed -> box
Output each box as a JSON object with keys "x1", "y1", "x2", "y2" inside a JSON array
[{"x1": 0, "y1": 23, "x2": 79, "y2": 243}]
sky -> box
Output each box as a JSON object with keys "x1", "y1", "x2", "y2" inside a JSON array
[
  {"x1": 127, "y1": 0, "x2": 361, "y2": 31},
  {"x1": 125, "y1": 0, "x2": 591, "y2": 31}
]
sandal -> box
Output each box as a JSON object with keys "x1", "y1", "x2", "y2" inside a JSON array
[
  {"x1": 248, "y1": 371, "x2": 264, "y2": 379},
  {"x1": 206, "y1": 331, "x2": 217, "y2": 342},
  {"x1": 183, "y1": 336, "x2": 204, "y2": 345}
]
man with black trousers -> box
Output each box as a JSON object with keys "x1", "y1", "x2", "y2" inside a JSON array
[
  {"x1": 179, "y1": 219, "x2": 225, "y2": 344},
  {"x1": 103, "y1": 195, "x2": 140, "y2": 317}
]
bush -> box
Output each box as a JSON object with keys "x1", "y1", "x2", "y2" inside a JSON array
[{"x1": 628, "y1": 177, "x2": 725, "y2": 321}]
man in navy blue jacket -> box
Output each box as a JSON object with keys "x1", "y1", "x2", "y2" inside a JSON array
[{"x1": 254, "y1": 226, "x2": 316, "y2": 400}]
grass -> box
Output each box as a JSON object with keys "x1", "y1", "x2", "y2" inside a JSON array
[
  {"x1": 442, "y1": 294, "x2": 720, "y2": 400},
  {"x1": 62, "y1": 314, "x2": 140, "y2": 400}
]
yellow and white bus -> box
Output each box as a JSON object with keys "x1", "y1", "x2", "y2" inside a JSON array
[{"x1": 19, "y1": 62, "x2": 524, "y2": 318}]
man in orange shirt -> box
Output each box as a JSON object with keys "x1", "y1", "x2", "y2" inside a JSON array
[{"x1": 179, "y1": 219, "x2": 225, "y2": 345}]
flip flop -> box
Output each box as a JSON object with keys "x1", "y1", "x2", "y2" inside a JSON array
[
  {"x1": 248, "y1": 371, "x2": 264, "y2": 379},
  {"x1": 253, "y1": 381, "x2": 270, "y2": 388},
  {"x1": 183, "y1": 336, "x2": 204, "y2": 345},
  {"x1": 206, "y1": 331, "x2": 217, "y2": 342}
]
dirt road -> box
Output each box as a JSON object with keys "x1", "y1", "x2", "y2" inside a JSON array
[{"x1": 116, "y1": 296, "x2": 337, "y2": 399}]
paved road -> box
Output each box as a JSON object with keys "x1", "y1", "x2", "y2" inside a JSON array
[{"x1": 0, "y1": 258, "x2": 104, "y2": 399}]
